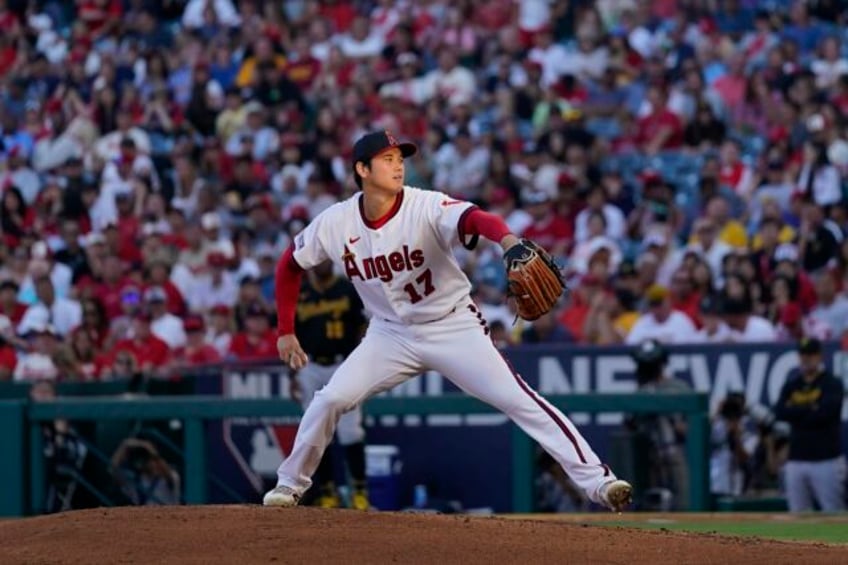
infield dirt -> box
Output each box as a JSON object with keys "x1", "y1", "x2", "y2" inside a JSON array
[{"x1": 1, "y1": 506, "x2": 846, "y2": 564}]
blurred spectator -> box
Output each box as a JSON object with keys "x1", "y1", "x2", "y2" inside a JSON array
[
  {"x1": 14, "y1": 324, "x2": 60, "y2": 382},
  {"x1": 574, "y1": 185, "x2": 625, "y2": 244},
  {"x1": 145, "y1": 286, "x2": 187, "y2": 350},
  {"x1": 809, "y1": 271, "x2": 848, "y2": 340},
  {"x1": 521, "y1": 190, "x2": 573, "y2": 261},
  {"x1": 54, "y1": 219, "x2": 92, "y2": 284},
  {"x1": 206, "y1": 304, "x2": 234, "y2": 357},
  {"x1": 774, "y1": 338, "x2": 845, "y2": 512},
  {"x1": 172, "y1": 316, "x2": 221, "y2": 368},
  {"x1": 111, "y1": 311, "x2": 171, "y2": 379},
  {"x1": 228, "y1": 302, "x2": 276, "y2": 360},
  {"x1": 187, "y1": 251, "x2": 238, "y2": 313},
  {"x1": 521, "y1": 309, "x2": 574, "y2": 344},
  {"x1": 18, "y1": 275, "x2": 81, "y2": 338},
  {"x1": 723, "y1": 294, "x2": 778, "y2": 342},
  {"x1": 0, "y1": 280, "x2": 27, "y2": 325},
  {"x1": 0, "y1": 314, "x2": 17, "y2": 380},
  {"x1": 625, "y1": 284, "x2": 698, "y2": 344},
  {"x1": 798, "y1": 194, "x2": 841, "y2": 272},
  {"x1": 693, "y1": 293, "x2": 732, "y2": 343}
]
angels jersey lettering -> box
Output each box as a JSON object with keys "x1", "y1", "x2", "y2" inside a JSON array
[{"x1": 292, "y1": 187, "x2": 474, "y2": 324}]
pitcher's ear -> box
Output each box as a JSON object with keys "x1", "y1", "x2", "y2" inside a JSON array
[{"x1": 354, "y1": 160, "x2": 370, "y2": 178}]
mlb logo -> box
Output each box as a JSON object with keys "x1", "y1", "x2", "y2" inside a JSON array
[{"x1": 224, "y1": 421, "x2": 299, "y2": 492}]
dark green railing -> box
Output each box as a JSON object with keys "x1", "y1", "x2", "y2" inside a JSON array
[{"x1": 0, "y1": 392, "x2": 709, "y2": 516}]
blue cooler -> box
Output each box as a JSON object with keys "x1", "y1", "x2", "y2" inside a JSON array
[{"x1": 365, "y1": 445, "x2": 402, "y2": 511}]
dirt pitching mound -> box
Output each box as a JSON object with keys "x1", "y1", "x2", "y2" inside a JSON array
[{"x1": 1, "y1": 506, "x2": 845, "y2": 564}]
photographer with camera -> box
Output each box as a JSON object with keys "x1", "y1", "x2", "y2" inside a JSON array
[
  {"x1": 110, "y1": 438, "x2": 181, "y2": 506},
  {"x1": 710, "y1": 392, "x2": 760, "y2": 499},
  {"x1": 625, "y1": 339, "x2": 691, "y2": 509},
  {"x1": 774, "y1": 338, "x2": 846, "y2": 512}
]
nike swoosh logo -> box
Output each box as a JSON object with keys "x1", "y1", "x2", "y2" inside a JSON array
[
  {"x1": 441, "y1": 200, "x2": 463, "y2": 206},
  {"x1": 349, "y1": 236, "x2": 361, "y2": 244}
]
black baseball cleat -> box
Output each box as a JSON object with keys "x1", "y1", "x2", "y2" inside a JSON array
[{"x1": 600, "y1": 480, "x2": 633, "y2": 513}]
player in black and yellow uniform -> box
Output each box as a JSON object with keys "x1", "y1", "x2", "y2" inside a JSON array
[
  {"x1": 293, "y1": 260, "x2": 369, "y2": 509},
  {"x1": 774, "y1": 337, "x2": 845, "y2": 512}
]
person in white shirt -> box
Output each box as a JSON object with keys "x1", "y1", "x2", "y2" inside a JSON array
[
  {"x1": 625, "y1": 285, "x2": 698, "y2": 344},
  {"x1": 527, "y1": 27, "x2": 570, "y2": 88},
  {"x1": 181, "y1": 0, "x2": 241, "y2": 29},
  {"x1": 687, "y1": 218, "x2": 731, "y2": 286},
  {"x1": 693, "y1": 294, "x2": 733, "y2": 343},
  {"x1": 810, "y1": 36, "x2": 848, "y2": 90},
  {"x1": 17, "y1": 276, "x2": 82, "y2": 338},
  {"x1": 18, "y1": 241, "x2": 73, "y2": 303},
  {"x1": 206, "y1": 304, "x2": 234, "y2": 357},
  {"x1": 92, "y1": 110, "x2": 151, "y2": 162},
  {"x1": 796, "y1": 140, "x2": 842, "y2": 207},
  {"x1": 187, "y1": 252, "x2": 239, "y2": 313},
  {"x1": 224, "y1": 102, "x2": 279, "y2": 162},
  {"x1": 432, "y1": 128, "x2": 491, "y2": 200},
  {"x1": 723, "y1": 295, "x2": 777, "y2": 342},
  {"x1": 337, "y1": 15, "x2": 384, "y2": 60},
  {"x1": 574, "y1": 186, "x2": 625, "y2": 244},
  {"x1": 13, "y1": 324, "x2": 60, "y2": 382},
  {"x1": 422, "y1": 49, "x2": 476, "y2": 107},
  {"x1": 809, "y1": 271, "x2": 848, "y2": 340},
  {"x1": 145, "y1": 287, "x2": 187, "y2": 350},
  {"x1": 571, "y1": 233, "x2": 622, "y2": 277}
]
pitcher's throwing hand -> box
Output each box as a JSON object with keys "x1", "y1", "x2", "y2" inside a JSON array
[{"x1": 277, "y1": 335, "x2": 308, "y2": 370}]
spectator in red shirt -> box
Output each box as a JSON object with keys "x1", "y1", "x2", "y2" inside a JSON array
[
  {"x1": 77, "y1": 254, "x2": 134, "y2": 319},
  {"x1": 228, "y1": 302, "x2": 277, "y2": 361},
  {"x1": 78, "y1": 0, "x2": 123, "y2": 41},
  {"x1": 557, "y1": 275, "x2": 606, "y2": 343},
  {"x1": 76, "y1": 297, "x2": 110, "y2": 349},
  {"x1": 110, "y1": 193, "x2": 143, "y2": 264},
  {"x1": 635, "y1": 84, "x2": 684, "y2": 154},
  {"x1": 520, "y1": 191, "x2": 574, "y2": 261},
  {"x1": 0, "y1": 279, "x2": 27, "y2": 325},
  {"x1": 112, "y1": 311, "x2": 171, "y2": 378},
  {"x1": 69, "y1": 326, "x2": 110, "y2": 381},
  {"x1": 669, "y1": 269, "x2": 703, "y2": 328},
  {"x1": 172, "y1": 316, "x2": 222, "y2": 368},
  {"x1": 286, "y1": 35, "x2": 322, "y2": 92},
  {"x1": 145, "y1": 260, "x2": 187, "y2": 317},
  {"x1": 0, "y1": 315, "x2": 16, "y2": 381}
]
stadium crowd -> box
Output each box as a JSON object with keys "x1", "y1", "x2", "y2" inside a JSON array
[{"x1": 0, "y1": 0, "x2": 847, "y2": 384}]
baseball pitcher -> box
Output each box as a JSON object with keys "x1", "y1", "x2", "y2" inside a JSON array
[{"x1": 264, "y1": 130, "x2": 632, "y2": 512}]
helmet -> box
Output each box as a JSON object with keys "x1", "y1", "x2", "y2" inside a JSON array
[{"x1": 631, "y1": 339, "x2": 668, "y2": 365}]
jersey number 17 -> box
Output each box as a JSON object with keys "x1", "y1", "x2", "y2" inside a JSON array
[{"x1": 403, "y1": 268, "x2": 435, "y2": 304}]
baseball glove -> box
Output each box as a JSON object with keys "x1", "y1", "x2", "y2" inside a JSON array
[{"x1": 503, "y1": 239, "x2": 566, "y2": 321}]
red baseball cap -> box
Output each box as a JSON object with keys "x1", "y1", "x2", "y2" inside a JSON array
[
  {"x1": 183, "y1": 315, "x2": 205, "y2": 332},
  {"x1": 210, "y1": 304, "x2": 231, "y2": 316}
]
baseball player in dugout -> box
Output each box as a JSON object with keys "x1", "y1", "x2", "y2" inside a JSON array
[
  {"x1": 775, "y1": 338, "x2": 846, "y2": 512},
  {"x1": 292, "y1": 259, "x2": 369, "y2": 509},
  {"x1": 265, "y1": 130, "x2": 632, "y2": 511}
]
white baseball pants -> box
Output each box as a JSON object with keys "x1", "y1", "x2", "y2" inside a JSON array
[
  {"x1": 276, "y1": 302, "x2": 617, "y2": 503},
  {"x1": 296, "y1": 361, "x2": 365, "y2": 446}
]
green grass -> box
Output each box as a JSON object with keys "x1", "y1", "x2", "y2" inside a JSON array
[{"x1": 602, "y1": 520, "x2": 848, "y2": 544}]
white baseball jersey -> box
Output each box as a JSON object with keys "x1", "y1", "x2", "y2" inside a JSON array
[
  {"x1": 274, "y1": 186, "x2": 622, "y2": 510},
  {"x1": 292, "y1": 187, "x2": 475, "y2": 324}
]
